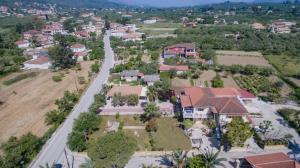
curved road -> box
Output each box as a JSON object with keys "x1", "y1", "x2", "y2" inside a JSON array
[{"x1": 30, "y1": 31, "x2": 114, "y2": 168}]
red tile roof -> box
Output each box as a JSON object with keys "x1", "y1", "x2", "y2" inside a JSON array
[
  {"x1": 15, "y1": 40, "x2": 29, "y2": 45},
  {"x1": 25, "y1": 56, "x2": 49, "y2": 65},
  {"x1": 71, "y1": 43, "x2": 85, "y2": 49},
  {"x1": 179, "y1": 87, "x2": 249, "y2": 116},
  {"x1": 159, "y1": 65, "x2": 189, "y2": 71},
  {"x1": 245, "y1": 152, "x2": 300, "y2": 168},
  {"x1": 238, "y1": 89, "x2": 256, "y2": 99}
]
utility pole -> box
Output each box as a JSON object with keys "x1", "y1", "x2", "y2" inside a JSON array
[{"x1": 64, "y1": 148, "x2": 71, "y2": 168}]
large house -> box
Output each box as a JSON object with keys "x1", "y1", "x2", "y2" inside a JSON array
[
  {"x1": 143, "y1": 74, "x2": 160, "y2": 86},
  {"x1": 178, "y1": 87, "x2": 255, "y2": 124},
  {"x1": 23, "y1": 56, "x2": 50, "y2": 70},
  {"x1": 162, "y1": 43, "x2": 198, "y2": 58},
  {"x1": 270, "y1": 20, "x2": 296, "y2": 34},
  {"x1": 241, "y1": 152, "x2": 300, "y2": 168}
]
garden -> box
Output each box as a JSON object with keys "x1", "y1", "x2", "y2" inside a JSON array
[{"x1": 234, "y1": 75, "x2": 282, "y2": 101}]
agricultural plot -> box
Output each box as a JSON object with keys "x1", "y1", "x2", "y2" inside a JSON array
[
  {"x1": 216, "y1": 50, "x2": 271, "y2": 67},
  {"x1": 266, "y1": 55, "x2": 300, "y2": 76},
  {"x1": 234, "y1": 75, "x2": 281, "y2": 101},
  {"x1": 195, "y1": 70, "x2": 216, "y2": 87}
]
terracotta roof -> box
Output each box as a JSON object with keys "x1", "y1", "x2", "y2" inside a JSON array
[
  {"x1": 165, "y1": 43, "x2": 196, "y2": 50},
  {"x1": 15, "y1": 40, "x2": 29, "y2": 45},
  {"x1": 74, "y1": 51, "x2": 88, "y2": 57},
  {"x1": 245, "y1": 152, "x2": 300, "y2": 168},
  {"x1": 25, "y1": 56, "x2": 49, "y2": 65},
  {"x1": 179, "y1": 87, "x2": 249, "y2": 116},
  {"x1": 71, "y1": 43, "x2": 85, "y2": 49},
  {"x1": 107, "y1": 85, "x2": 143, "y2": 97},
  {"x1": 238, "y1": 89, "x2": 256, "y2": 99},
  {"x1": 159, "y1": 65, "x2": 189, "y2": 71},
  {"x1": 23, "y1": 30, "x2": 40, "y2": 35}
]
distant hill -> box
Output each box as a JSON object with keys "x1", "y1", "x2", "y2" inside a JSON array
[
  {"x1": 0, "y1": 0, "x2": 122, "y2": 8},
  {"x1": 253, "y1": 0, "x2": 296, "y2": 3}
]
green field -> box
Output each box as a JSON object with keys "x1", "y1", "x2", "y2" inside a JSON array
[
  {"x1": 153, "y1": 118, "x2": 192, "y2": 150},
  {"x1": 266, "y1": 55, "x2": 300, "y2": 76}
]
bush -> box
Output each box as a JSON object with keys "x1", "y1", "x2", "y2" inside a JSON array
[
  {"x1": 91, "y1": 62, "x2": 100, "y2": 73},
  {"x1": 3, "y1": 72, "x2": 38, "y2": 86},
  {"x1": 211, "y1": 75, "x2": 224, "y2": 88},
  {"x1": 78, "y1": 76, "x2": 86, "y2": 85},
  {"x1": 127, "y1": 94, "x2": 139, "y2": 106},
  {"x1": 52, "y1": 75, "x2": 63, "y2": 82}
]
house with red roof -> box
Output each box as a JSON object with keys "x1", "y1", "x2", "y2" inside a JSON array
[
  {"x1": 23, "y1": 56, "x2": 50, "y2": 70},
  {"x1": 23, "y1": 30, "x2": 40, "y2": 40},
  {"x1": 178, "y1": 87, "x2": 255, "y2": 124},
  {"x1": 15, "y1": 40, "x2": 30, "y2": 49},
  {"x1": 70, "y1": 43, "x2": 87, "y2": 61},
  {"x1": 162, "y1": 43, "x2": 198, "y2": 58},
  {"x1": 74, "y1": 31, "x2": 90, "y2": 38},
  {"x1": 242, "y1": 152, "x2": 300, "y2": 168},
  {"x1": 159, "y1": 64, "x2": 189, "y2": 74}
]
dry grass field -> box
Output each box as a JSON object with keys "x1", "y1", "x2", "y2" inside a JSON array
[
  {"x1": 171, "y1": 77, "x2": 192, "y2": 90},
  {"x1": 216, "y1": 50, "x2": 271, "y2": 67},
  {"x1": 195, "y1": 70, "x2": 216, "y2": 87},
  {"x1": 0, "y1": 61, "x2": 93, "y2": 143}
]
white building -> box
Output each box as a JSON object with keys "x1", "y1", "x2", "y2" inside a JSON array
[
  {"x1": 15, "y1": 40, "x2": 30, "y2": 49},
  {"x1": 70, "y1": 43, "x2": 86, "y2": 53},
  {"x1": 23, "y1": 56, "x2": 51, "y2": 70},
  {"x1": 143, "y1": 19, "x2": 157, "y2": 24}
]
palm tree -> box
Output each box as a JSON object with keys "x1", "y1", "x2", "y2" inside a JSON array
[
  {"x1": 80, "y1": 159, "x2": 95, "y2": 168},
  {"x1": 171, "y1": 149, "x2": 187, "y2": 168},
  {"x1": 201, "y1": 149, "x2": 226, "y2": 168},
  {"x1": 141, "y1": 103, "x2": 160, "y2": 122},
  {"x1": 147, "y1": 86, "x2": 158, "y2": 102}
]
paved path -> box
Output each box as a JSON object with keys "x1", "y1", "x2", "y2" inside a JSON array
[{"x1": 29, "y1": 31, "x2": 114, "y2": 168}]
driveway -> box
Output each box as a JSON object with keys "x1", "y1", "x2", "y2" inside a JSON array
[{"x1": 245, "y1": 100, "x2": 300, "y2": 157}]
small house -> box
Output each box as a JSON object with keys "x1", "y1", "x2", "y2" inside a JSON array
[
  {"x1": 15, "y1": 40, "x2": 30, "y2": 49},
  {"x1": 143, "y1": 74, "x2": 160, "y2": 86},
  {"x1": 120, "y1": 70, "x2": 143, "y2": 82}
]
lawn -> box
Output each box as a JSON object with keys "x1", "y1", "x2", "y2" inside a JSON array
[
  {"x1": 153, "y1": 118, "x2": 192, "y2": 151},
  {"x1": 91, "y1": 117, "x2": 192, "y2": 151},
  {"x1": 266, "y1": 55, "x2": 300, "y2": 76}
]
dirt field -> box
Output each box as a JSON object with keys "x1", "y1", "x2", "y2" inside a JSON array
[
  {"x1": 220, "y1": 72, "x2": 240, "y2": 89},
  {"x1": 195, "y1": 70, "x2": 216, "y2": 87},
  {"x1": 0, "y1": 61, "x2": 93, "y2": 143},
  {"x1": 171, "y1": 78, "x2": 192, "y2": 90},
  {"x1": 216, "y1": 50, "x2": 271, "y2": 67}
]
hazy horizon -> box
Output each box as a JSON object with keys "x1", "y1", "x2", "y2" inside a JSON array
[{"x1": 112, "y1": 0, "x2": 253, "y2": 7}]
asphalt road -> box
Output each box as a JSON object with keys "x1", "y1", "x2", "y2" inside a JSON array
[{"x1": 29, "y1": 31, "x2": 114, "y2": 168}]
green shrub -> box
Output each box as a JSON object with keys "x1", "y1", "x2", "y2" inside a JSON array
[{"x1": 52, "y1": 75, "x2": 63, "y2": 82}]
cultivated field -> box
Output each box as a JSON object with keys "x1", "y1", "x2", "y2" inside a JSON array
[
  {"x1": 0, "y1": 61, "x2": 93, "y2": 143},
  {"x1": 171, "y1": 77, "x2": 192, "y2": 90},
  {"x1": 216, "y1": 50, "x2": 271, "y2": 67},
  {"x1": 266, "y1": 55, "x2": 300, "y2": 76}
]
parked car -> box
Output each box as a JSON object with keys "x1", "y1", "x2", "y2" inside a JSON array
[{"x1": 52, "y1": 164, "x2": 63, "y2": 168}]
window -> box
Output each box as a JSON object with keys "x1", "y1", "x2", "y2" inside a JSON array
[{"x1": 197, "y1": 108, "x2": 204, "y2": 111}]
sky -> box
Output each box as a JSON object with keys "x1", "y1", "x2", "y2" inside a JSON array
[{"x1": 112, "y1": 0, "x2": 252, "y2": 7}]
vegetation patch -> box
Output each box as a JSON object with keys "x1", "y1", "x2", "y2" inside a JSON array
[
  {"x1": 277, "y1": 108, "x2": 300, "y2": 134},
  {"x1": 3, "y1": 72, "x2": 38, "y2": 86},
  {"x1": 266, "y1": 55, "x2": 300, "y2": 77}
]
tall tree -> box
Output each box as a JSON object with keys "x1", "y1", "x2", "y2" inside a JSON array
[
  {"x1": 87, "y1": 132, "x2": 137, "y2": 168},
  {"x1": 141, "y1": 103, "x2": 160, "y2": 122},
  {"x1": 147, "y1": 86, "x2": 158, "y2": 102},
  {"x1": 224, "y1": 117, "x2": 253, "y2": 147},
  {"x1": 48, "y1": 45, "x2": 76, "y2": 69}
]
